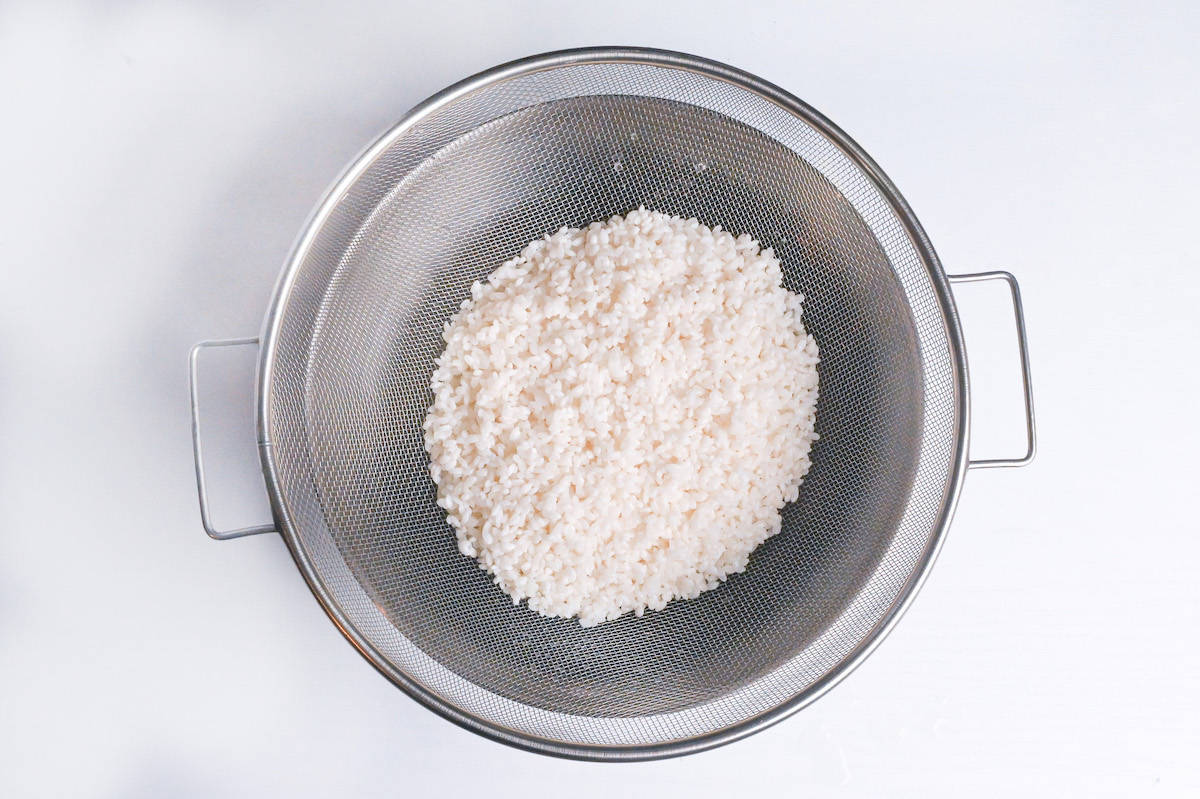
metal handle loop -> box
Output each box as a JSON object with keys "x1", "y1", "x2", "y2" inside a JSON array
[
  {"x1": 189, "y1": 338, "x2": 276, "y2": 539},
  {"x1": 949, "y1": 271, "x2": 1037, "y2": 469}
]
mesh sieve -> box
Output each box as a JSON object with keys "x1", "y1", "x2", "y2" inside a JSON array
[{"x1": 255, "y1": 48, "x2": 969, "y2": 759}]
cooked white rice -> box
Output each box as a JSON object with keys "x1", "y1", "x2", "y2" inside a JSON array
[{"x1": 423, "y1": 208, "x2": 820, "y2": 626}]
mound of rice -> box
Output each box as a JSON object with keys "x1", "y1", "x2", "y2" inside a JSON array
[{"x1": 423, "y1": 208, "x2": 820, "y2": 626}]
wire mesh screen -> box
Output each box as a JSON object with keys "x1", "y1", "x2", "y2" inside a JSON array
[{"x1": 261, "y1": 53, "x2": 961, "y2": 752}]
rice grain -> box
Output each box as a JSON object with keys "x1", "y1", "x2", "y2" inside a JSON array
[{"x1": 423, "y1": 208, "x2": 819, "y2": 626}]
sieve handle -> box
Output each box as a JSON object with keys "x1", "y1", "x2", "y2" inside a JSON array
[
  {"x1": 949, "y1": 271, "x2": 1037, "y2": 469},
  {"x1": 189, "y1": 337, "x2": 277, "y2": 540}
]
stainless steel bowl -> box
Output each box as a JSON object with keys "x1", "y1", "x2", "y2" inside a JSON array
[{"x1": 189, "y1": 47, "x2": 1035, "y2": 760}]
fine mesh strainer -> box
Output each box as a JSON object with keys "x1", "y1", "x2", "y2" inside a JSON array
[{"x1": 188, "y1": 48, "x2": 1035, "y2": 760}]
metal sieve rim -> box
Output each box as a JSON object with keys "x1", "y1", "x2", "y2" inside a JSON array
[{"x1": 253, "y1": 46, "x2": 971, "y2": 761}]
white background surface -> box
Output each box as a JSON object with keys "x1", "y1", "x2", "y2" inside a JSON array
[{"x1": 2, "y1": 1, "x2": 1198, "y2": 796}]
